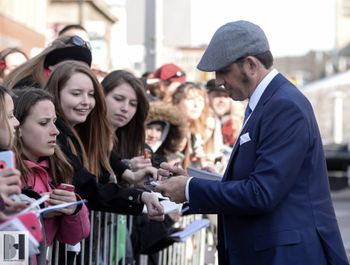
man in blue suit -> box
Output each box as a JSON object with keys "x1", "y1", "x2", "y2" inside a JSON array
[{"x1": 155, "y1": 20, "x2": 349, "y2": 265}]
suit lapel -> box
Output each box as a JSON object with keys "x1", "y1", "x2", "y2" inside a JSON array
[
  {"x1": 222, "y1": 140, "x2": 240, "y2": 181},
  {"x1": 255, "y1": 73, "x2": 287, "y2": 109},
  {"x1": 222, "y1": 122, "x2": 250, "y2": 181},
  {"x1": 221, "y1": 73, "x2": 288, "y2": 182}
]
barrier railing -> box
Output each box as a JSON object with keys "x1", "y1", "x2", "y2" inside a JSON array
[
  {"x1": 138, "y1": 214, "x2": 215, "y2": 265},
  {"x1": 46, "y1": 212, "x2": 215, "y2": 265},
  {"x1": 47, "y1": 211, "x2": 127, "y2": 265}
]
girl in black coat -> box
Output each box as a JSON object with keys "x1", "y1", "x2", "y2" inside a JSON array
[
  {"x1": 44, "y1": 61, "x2": 164, "y2": 217},
  {"x1": 102, "y1": 70, "x2": 187, "y2": 265}
]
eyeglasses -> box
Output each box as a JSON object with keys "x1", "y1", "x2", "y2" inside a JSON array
[{"x1": 65, "y1": 35, "x2": 91, "y2": 50}]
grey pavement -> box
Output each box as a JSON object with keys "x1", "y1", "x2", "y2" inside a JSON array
[{"x1": 331, "y1": 187, "x2": 350, "y2": 261}]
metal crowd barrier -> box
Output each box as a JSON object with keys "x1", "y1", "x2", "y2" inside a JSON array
[
  {"x1": 46, "y1": 211, "x2": 215, "y2": 265},
  {"x1": 138, "y1": 214, "x2": 216, "y2": 265},
  {"x1": 47, "y1": 211, "x2": 128, "y2": 265}
]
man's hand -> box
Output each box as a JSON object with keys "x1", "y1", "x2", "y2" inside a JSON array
[
  {"x1": 141, "y1": 192, "x2": 164, "y2": 221},
  {"x1": 155, "y1": 162, "x2": 189, "y2": 203},
  {"x1": 154, "y1": 176, "x2": 189, "y2": 203}
]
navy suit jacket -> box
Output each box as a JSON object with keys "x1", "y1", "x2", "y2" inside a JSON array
[{"x1": 189, "y1": 74, "x2": 349, "y2": 265}]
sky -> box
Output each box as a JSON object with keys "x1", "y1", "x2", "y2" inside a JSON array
[{"x1": 191, "y1": 0, "x2": 336, "y2": 57}]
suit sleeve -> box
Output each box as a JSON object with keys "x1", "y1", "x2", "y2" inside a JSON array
[{"x1": 188, "y1": 99, "x2": 310, "y2": 215}]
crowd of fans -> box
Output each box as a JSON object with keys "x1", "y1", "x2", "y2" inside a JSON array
[{"x1": 0, "y1": 24, "x2": 244, "y2": 265}]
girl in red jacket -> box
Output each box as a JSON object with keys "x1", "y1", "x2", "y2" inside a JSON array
[{"x1": 13, "y1": 88, "x2": 90, "y2": 261}]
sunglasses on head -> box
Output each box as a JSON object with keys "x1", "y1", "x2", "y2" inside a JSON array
[{"x1": 64, "y1": 35, "x2": 91, "y2": 50}]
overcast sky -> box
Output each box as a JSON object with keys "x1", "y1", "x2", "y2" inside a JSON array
[{"x1": 191, "y1": 0, "x2": 336, "y2": 57}]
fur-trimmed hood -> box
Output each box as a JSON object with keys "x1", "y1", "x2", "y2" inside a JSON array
[{"x1": 146, "y1": 101, "x2": 188, "y2": 153}]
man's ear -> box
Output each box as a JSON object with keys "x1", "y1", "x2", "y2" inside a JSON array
[
  {"x1": 244, "y1": 56, "x2": 260, "y2": 76},
  {"x1": 245, "y1": 56, "x2": 258, "y2": 69}
]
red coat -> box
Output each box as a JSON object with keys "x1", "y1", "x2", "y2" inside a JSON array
[{"x1": 23, "y1": 159, "x2": 90, "y2": 246}]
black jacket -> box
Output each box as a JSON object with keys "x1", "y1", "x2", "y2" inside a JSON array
[
  {"x1": 131, "y1": 213, "x2": 178, "y2": 254},
  {"x1": 55, "y1": 118, "x2": 144, "y2": 215}
]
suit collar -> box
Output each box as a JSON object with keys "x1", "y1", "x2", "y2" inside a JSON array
[
  {"x1": 260, "y1": 73, "x2": 288, "y2": 105},
  {"x1": 248, "y1": 69, "x2": 278, "y2": 112},
  {"x1": 243, "y1": 73, "x2": 288, "y2": 129},
  {"x1": 240, "y1": 73, "x2": 288, "y2": 131}
]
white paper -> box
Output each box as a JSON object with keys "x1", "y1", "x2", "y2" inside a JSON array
[
  {"x1": 143, "y1": 199, "x2": 182, "y2": 214},
  {"x1": 18, "y1": 194, "x2": 50, "y2": 215},
  {"x1": 170, "y1": 219, "x2": 210, "y2": 242},
  {"x1": 187, "y1": 166, "x2": 222, "y2": 181},
  {"x1": 37, "y1": 200, "x2": 87, "y2": 216}
]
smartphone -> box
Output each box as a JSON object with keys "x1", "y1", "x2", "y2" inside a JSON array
[
  {"x1": 57, "y1": 183, "x2": 75, "y2": 192},
  {"x1": 0, "y1": 150, "x2": 15, "y2": 170},
  {"x1": 0, "y1": 150, "x2": 20, "y2": 201}
]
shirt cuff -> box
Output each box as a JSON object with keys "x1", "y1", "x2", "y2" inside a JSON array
[{"x1": 185, "y1": 177, "x2": 193, "y2": 202}]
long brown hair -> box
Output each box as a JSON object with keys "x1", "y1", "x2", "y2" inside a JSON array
[
  {"x1": 172, "y1": 82, "x2": 210, "y2": 168},
  {"x1": 172, "y1": 82, "x2": 209, "y2": 139},
  {"x1": 13, "y1": 88, "x2": 74, "y2": 186},
  {"x1": 44, "y1": 60, "x2": 113, "y2": 177},
  {"x1": 4, "y1": 35, "x2": 91, "y2": 90},
  {"x1": 0, "y1": 85, "x2": 14, "y2": 149},
  {"x1": 102, "y1": 70, "x2": 149, "y2": 158}
]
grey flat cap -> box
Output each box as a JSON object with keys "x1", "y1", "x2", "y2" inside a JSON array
[{"x1": 197, "y1": 20, "x2": 270, "y2": 72}]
